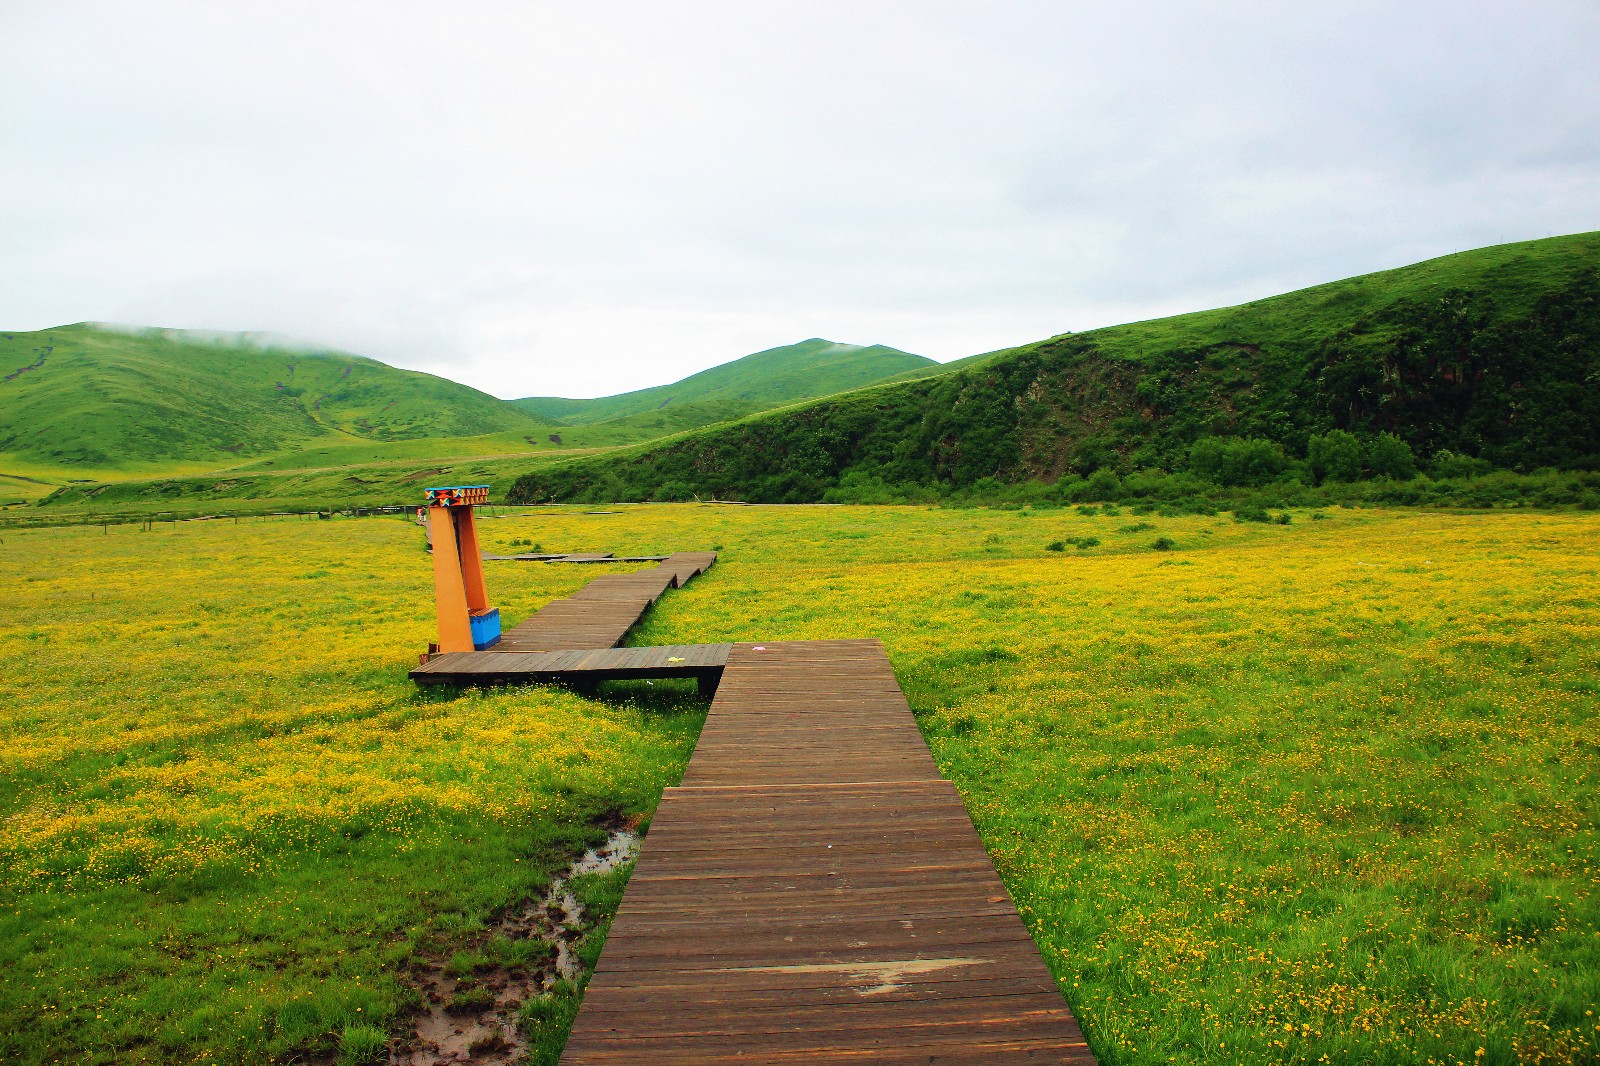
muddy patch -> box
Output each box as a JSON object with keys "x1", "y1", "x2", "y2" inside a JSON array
[{"x1": 393, "y1": 829, "x2": 638, "y2": 1065}]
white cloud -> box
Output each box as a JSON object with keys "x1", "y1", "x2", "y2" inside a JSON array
[{"x1": 2, "y1": 0, "x2": 1596, "y2": 398}]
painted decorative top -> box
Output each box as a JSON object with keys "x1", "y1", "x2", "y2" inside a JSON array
[{"x1": 425, "y1": 485, "x2": 490, "y2": 507}]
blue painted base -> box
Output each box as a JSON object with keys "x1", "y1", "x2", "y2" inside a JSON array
[{"x1": 470, "y1": 608, "x2": 501, "y2": 650}]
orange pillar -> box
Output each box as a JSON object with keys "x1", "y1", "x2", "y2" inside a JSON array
[
  {"x1": 429, "y1": 504, "x2": 475, "y2": 653},
  {"x1": 453, "y1": 508, "x2": 491, "y2": 614}
]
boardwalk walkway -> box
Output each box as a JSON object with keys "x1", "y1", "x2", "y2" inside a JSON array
[
  {"x1": 413, "y1": 552, "x2": 718, "y2": 677},
  {"x1": 561, "y1": 640, "x2": 1094, "y2": 1064},
  {"x1": 482, "y1": 552, "x2": 672, "y2": 563},
  {"x1": 411, "y1": 643, "x2": 731, "y2": 694},
  {"x1": 493, "y1": 551, "x2": 716, "y2": 653}
]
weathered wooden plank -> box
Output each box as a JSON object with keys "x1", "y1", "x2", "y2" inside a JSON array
[
  {"x1": 408, "y1": 645, "x2": 733, "y2": 685},
  {"x1": 574, "y1": 975, "x2": 1065, "y2": 1012}
]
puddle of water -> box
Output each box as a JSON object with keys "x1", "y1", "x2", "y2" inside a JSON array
[
  {"x1": 545, "y1": 830, "x2": 637, "y2": 984},
  {"x1": 393, "y1": 829, "x2": 639, "y2": 1065}
]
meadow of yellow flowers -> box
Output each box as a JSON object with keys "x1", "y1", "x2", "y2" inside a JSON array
[{"x1": 2, "y1": 503, "x2": 1595, "y2": 1064}]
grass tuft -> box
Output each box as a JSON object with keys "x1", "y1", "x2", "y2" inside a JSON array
[{"x1": 337, "y1": 1024, "x2": 387, "y2": 1066}]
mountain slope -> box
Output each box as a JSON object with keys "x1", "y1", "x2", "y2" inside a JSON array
[
  {"x1": 509, "y1": 231, "x2": 1600, "y2": 503},
  {"x1": 0, "y1": 324, "x2": 545, "y2": 469},
  {"x1": 0, "y1": 326, "x2": 940, "y2": 480},
  {"x1": 512, "y1": 339, "x2": 934, "y2": 425}
]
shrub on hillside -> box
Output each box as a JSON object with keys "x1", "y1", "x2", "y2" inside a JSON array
[
  {"x1": 1308, "y1": 430, "x2": 1363, "y2": 483},
  {"x1": 1066, "y1": 468, "x2": 1123, "y2": 502},
  {"x1": 1189, "y1": 437, "x2": 1289, "y2": 487},
  {"x1": 1119, "y1": 468, "x2": 1211, "y2": 501},
  {"x1": 824, "y1": 469, "x2": 923, "y2": 504},
  {"x1": 653, "y1": 481, "x2": 696, "y2": 501},
  {"x1": 1429, "y1": 449, "x2": 1493, "y2": 479},
  {"x1": 1367, "y1": 433, "x2": 1419, "y2": 479},
  {"x1": 1250, "y1": 478, "x2": 1310, "y2": 509}
]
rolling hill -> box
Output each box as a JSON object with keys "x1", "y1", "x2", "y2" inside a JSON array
[
  {"x1": 20, "y1": 232, "x2": 1599, "y2": 515},
  {"x1": 2, "y1": 329, "x2": 943, "y2": 480},
  {"x1": 508, "y1": 231, "x2": 1600, "y2": 504},
  {"x1": 512, "y1": 339, "x2": 934, "y2": 427},
  {"x1": 0, "y1": 324, "x2": 549, "y2": 471},
  {"x1": 11, "y1": 328, "x2": 955, "y2": 510}
]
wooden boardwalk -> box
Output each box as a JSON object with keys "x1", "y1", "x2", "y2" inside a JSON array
[
  {"x1": 561, "y1": 640, "x2": 1094, "y2": 1064},
  {"x1": 482, "y1": 552, "x2": 672, "y2": 563},
  {"x1": 411, "y1": 643, "x2": 731, "y2": 692},
  {"x1": 488, "y1": 552, "x2": 716, "y2": 655}
]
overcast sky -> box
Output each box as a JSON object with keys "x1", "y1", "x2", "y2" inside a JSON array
[{"x1": 3, "y1": 2, "x2": 1597, "y2": 399}]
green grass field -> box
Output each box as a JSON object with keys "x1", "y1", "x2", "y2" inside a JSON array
[
  {"x1": 2, "y1": 504, "x2": 1595, "y2": 1064},
  {"x1": 0, "y1": 513, "x2": 707, "y2": 1064}
]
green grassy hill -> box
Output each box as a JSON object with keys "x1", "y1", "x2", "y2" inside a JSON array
[
  {"x1": 15, "y1": 333, "x2": 948, "y2": 515},
  {"x1": 512, "y1": 339, "x2": 934, "y2": 425},
  {"x1": 509, "y1": 231, "x2": 1600, "y2": 504},
  {"x1": 21, "y1": 233, "x2": 1600, "y2": 517},
  {"x1": 4, "y1": 329, "x2": 948, "y2": 503},
  {"x1": 0, "y1": 324, "x2": 548, "y2": 471}
]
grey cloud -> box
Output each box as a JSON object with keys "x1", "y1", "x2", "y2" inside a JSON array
[{"x1": 1, "y1": 0, "x2": 1596, "y2": 399}]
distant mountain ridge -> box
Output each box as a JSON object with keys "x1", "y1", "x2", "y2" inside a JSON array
[{"x1": 513, "y1": 339, "x2": 933, "y2": 426}]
